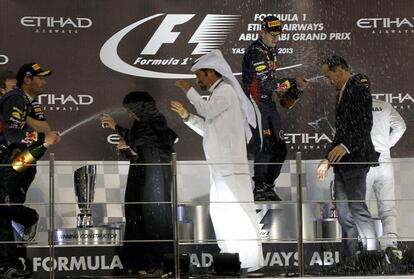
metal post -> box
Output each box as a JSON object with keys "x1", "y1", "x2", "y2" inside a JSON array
[
  {"x1": 296, "y1": 152, "x2": 304, "y2": 277},
  {"x1": 48, "y1": 153, "x2": 55, "y2": 279},
  {"x1": 171, "y1": 153, "x2": 180, "y2": 279}
]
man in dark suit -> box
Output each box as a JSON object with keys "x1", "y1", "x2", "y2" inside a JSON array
[{"x1": 316, "y1": 56, "x2": 378, "y2": 266}]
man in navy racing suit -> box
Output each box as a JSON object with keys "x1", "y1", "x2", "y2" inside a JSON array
[
  {"x1": 0, "y1": 63, "x2": 60, "y2": 279},
  {"x1": 242, "y1": 16, "x2": 307, "y2": 201}
]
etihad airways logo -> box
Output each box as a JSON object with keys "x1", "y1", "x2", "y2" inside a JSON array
[
  {"x1": 372, "y1": 93, "x2": 413, "y2": 110},
  {"x1": 38, "y1": 94, "x2": 94, "y2": 111},
  {"x1": 100, "y1": 13, "x2": 302, "y2": 79},
  {"x1": 190, "y1": 251, "x2": 339, "y2": 267},
  {"x1": 21, "y1": 16, "x2": 92, "y2": 34},
  {"x1": 107, "y1": 134, "x2": 121, "y2": 145},
  {"x1": 284, "y1": 133, "x2": 332, "y2": 151},
  {"x1": 0, "y1": 54, "x2": 8, "y2": 65},
  {"x1": 356, "y1": 17, "x2": 414, "y2": 34}
]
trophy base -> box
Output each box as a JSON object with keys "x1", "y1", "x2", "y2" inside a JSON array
[
  {"x1": 77, "y1": 213, "x2": 93, "y2": 228},
  {"x1": 54, "y1": 227, "x2": 122, "y2": 246}
]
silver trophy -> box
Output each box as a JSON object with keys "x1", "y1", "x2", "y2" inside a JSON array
[
  {"x1": 74, "y1": 165, "x2": 97, "y2": 228},
  {"x1": 53, "y1": 164, "x2": 121, "y2": 246}
]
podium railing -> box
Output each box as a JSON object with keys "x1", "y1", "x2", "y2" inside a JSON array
[{"x1": 0, "y1": 153, "x2": 413, "y2": 278}]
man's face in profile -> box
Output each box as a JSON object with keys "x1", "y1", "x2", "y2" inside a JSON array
[
  {"x1": 195, "y1": 70, "x2": 210, "y2": 91},
  {"x1": 322, "y1": 64, "x2": 343, "y2": 91}
]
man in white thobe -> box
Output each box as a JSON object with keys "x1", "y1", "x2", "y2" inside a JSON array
[{"x1": 170, "y1": 50, "x2": 263, "y2": 272}]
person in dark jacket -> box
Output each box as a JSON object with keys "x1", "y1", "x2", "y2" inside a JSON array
[
  {"x1": 242, "y1": 16, "x2": 307, "y2": 201},
  {"x1": 101, "y1": 91, "x2": 177, "y2": 276},
  {"x1": 316, "y1": 55, "x2": 378, "y2": 267}
]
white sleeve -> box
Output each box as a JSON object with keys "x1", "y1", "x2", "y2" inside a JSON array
[
  {"x1": 340, "y1": 143, "x2": 350, "y2": 154},
  {"x1": 186, "y1": 86, "x2": 231, "y2": 120},
  {"x1": 388, "y1": 104, "x2": 406, "y2": 147},
  {"x1": 184, "y1": 114, "x2": 204, "y2": 137}
]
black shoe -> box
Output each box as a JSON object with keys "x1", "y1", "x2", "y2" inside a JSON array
[
  {"x1": 264, "y1": 190, "x2": 282, "y2": 201},
  {"x1": 253, "y1": 187, "x2": 267, "y2": 201},
  {"x1": 12, "y1": 213, "x2": 39, "y2": 242},
  {"x1": 326, "y1": 261, "x2": 358, "y2": 275},
  {"x1": 138, "y1": 268, "x2": 163, "y2": 278},
  {"x1": 385, "y1": 247, "x2": 403, "y2": 264},
  {"x1": 240, "y1": 267, "x2": 264, "y2": 278},
  {"x1": 263, "y1": 183, "x2": 282, "y2": 201},
  {"x1": 0, "y1": 266, "x2": 26, "y2": 279},
  {"x1": 21, "y1": 269, "x2": 31, "y2": 279},
  {"x1": 357, "y1": 250, "x2": 384, "y2": 272},
  {"x1": 253, "y1": 188, "x2": 281, "y2": 201}
]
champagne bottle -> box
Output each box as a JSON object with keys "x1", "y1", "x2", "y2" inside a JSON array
[{"x1": 12, "y1": 143, "x2": 49, "y2": 172}]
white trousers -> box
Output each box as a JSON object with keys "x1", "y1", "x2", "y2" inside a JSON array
[
  {"x1": 209, "y1": 173, "x2": 263, "y2": 270},
  {"x1": 366, "y1": 156, "x2": 398, "y2": 249}
]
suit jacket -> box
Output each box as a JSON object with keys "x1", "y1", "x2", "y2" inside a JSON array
[{"x1": 326, "y1": 73, "x2": 379, "y2": 172}]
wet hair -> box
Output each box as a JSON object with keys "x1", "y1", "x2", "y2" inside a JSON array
[
  {"x1": 0, "y1": 70, "x2": 16, "y2": 89},
  {"x1": 199, "y1": 68, "x2": 222, "y2": 79},
  {"x1": 122, "y1": 91, "x2": 162, "y2": 122},
  {"x1": 323, "y1": 55, "x2": 349, "y2": 71}
]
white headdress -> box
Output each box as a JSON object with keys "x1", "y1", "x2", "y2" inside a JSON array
[{"x1": 190, "y1": 50, "x2": 257, "y2": 141}]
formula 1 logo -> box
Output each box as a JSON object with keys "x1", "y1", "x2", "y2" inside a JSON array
[
  {"x1": 32, "y1": 255, "x2": 123, "y2": 272},
  {"x1": 100, "y1": 13, "x2": 240, "y2": 79},
  {"x1": 141, "y1": 14, "x2": 239, "y2": 55}
]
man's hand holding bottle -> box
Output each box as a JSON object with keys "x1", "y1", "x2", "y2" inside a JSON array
[{"x1": 11, "y1": 131, "x2": 61, "y2": 172}]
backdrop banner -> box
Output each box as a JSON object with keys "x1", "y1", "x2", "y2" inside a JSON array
[{"x1": 0, "y1": 0, "x2": 412, "y2": 160}]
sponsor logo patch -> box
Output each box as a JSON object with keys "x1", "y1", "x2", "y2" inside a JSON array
[{"x1": 255, "y1": 65, "x2": 267, "y2": 72}]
